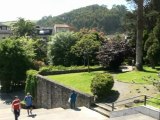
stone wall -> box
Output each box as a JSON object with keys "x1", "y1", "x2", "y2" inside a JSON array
[{"x1": 35, "y1": 75, "x2": 94, "y2": 109}]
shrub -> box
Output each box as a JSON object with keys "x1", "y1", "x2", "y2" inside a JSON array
[
  {"x1": 25, "y1": 70, "x2": 38, "y2": 98},
  {"x1": 91, "y1": 73, "x2": 114, "y2": 98},
  {"x1": 39, "y1": 65, "x2": 102, "y2": 74}
]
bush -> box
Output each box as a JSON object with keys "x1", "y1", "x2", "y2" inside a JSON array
[
  {"x1": 91, "y1": 73, "x2": 114, "y2": 98},
  {"x1": 25, "y1": 70, "x2": 38, "y2": 98},
  {"x1": 39, "y1": 65, "x2": 102, "y2": 74}
]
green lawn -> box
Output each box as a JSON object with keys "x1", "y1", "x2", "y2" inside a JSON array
[
  {"x1": 146, "y1": 94, "x2": 160, "y2": 108},
  {"x1": 114, "y1": 66, "x2": 160, "y2": 84},
  {"x1": 46, "y1": 71, "x2": 104, "y2": 95}
]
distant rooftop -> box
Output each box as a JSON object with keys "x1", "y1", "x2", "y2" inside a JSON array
[{"x1": 54, "y1": 24, "x2": 70, "y2": 28}]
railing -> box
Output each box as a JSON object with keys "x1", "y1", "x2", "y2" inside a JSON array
[{"x1": 111, "y1": 95, "x2": 160, "y2": 111}]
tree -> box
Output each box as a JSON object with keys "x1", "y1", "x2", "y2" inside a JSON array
[
  {"x1": 71, "y1": 32, "x2": 101, "y2": 68},
  {"x1": 126, "y1": 0, "x2": 144, "y2": 70},
  {"x1": 0, "y1": 37, "x2": 35, "y2": 92},
  {"x1": 144, "y1": 16, "x2": 160, "y2": 68},
  {"x1": 144, "y1": 32, "x2": 160, "y2": 68},
  {"x1": 12, "y1": 18, "x2": 36, "y2": 37},
  {"x1": 97, "y1": 39, "x2": 132, "y2": 70},
  {"x1": 34, "y1": 39, "x2": 48, "y2": 65},
  {"x1": 48, "y1": 32, "x2": 80, "y2": 66},
  {"x1": 136, "y1": 0, "x2": 144, "y2": 70}
]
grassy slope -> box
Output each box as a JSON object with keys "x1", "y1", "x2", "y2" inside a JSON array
[
  {"x1": 114, "y1": 66, "x2": 160, "y2": 84},
  {"x1": 46, "y1": 71, "x2": 103, "y2": 95}
]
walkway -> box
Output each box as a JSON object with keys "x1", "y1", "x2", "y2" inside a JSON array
[{"x1": 0, "y1": 107, "x2": 107, "y2": 120}]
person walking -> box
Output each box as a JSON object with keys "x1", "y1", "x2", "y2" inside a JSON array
[
  {"x1": 24, "y1": 92, "x2": 33, "y2": 116},
  {"x1": 12, "y1": 96, "x2": 21, "y2": 120},
  {"x1": 69, "y1": 90, "x2": 77, "y2": 109}
]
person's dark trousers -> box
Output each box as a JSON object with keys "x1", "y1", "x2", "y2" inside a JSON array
[
  {"x1": 70, "y1": 101, "x2": 75, "y2": 109},
  {"x1": 14, "y1": 110, "x2": 20, "y2": 120}
]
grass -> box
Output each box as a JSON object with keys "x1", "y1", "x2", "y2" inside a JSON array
[
  {"x1": 147, "y1": 94, "x2": 160, "y2": 108},
  {"x1": 134, "y1": 94, "x2": 160, "y2": 109},
  {"x1": 114, "y1": 66, "x2": 160, "y2": 84},
  {"x1": 46, "y1": 71, "x2": 104, "y2": 95}
]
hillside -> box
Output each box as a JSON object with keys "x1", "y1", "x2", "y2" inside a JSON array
[{"x1": 37, "y1": 4, "x2": 128, "y2": 34}]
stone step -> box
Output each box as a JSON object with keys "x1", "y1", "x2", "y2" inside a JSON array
[
  {"x1": 91, "y1": 106, "x2": 110, "y2": 117},
  {"x1": 96, "y1": 103, "x2": 113, "y2": 111}
]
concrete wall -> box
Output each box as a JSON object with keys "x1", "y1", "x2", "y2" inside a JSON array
[
  {"x1": 35, "y1": 75, "x2": 94, "y2": 109},
  {"x1": 110, "y1": 105, "x2": 160, "y2": 119}
]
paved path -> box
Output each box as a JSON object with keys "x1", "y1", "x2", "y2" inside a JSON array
[{"x1": 0, "y1": 107, "x2": 107, "y2": 120}]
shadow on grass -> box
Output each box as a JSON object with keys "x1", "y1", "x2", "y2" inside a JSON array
[{"x1": 95, "y1": 90, "x2": 120, "y2": 103}]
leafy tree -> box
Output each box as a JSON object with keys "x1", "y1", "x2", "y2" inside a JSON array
[
  {"x1": 144, "y1": 32, "x2": 160, "y2": 68},
  {"x1": 144, "y1": 17, "x2": 160, "y2": 68},
  {"x1": 12, "y1": 18, "x2": 36, "y2": 37},
  {"x1": 71, "y1": 31, "x2": 101, "y2": 66},
  {"x1": 97, "y1": 39, "x2": 132, "y2": 70},
  {"x1": 48, "y1": 32, "x2": 81, "y2": 66},
  {"x1": 34, "y1": 39, "x2": 48, "y2": 65},
  {"x1": 0, "y1": 37, "x2": 35, "y2": 92}
]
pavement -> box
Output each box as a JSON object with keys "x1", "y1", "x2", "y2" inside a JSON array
[
  {"x1": 0, "y1": 92, "x2": 107, "y2": 120},
  {"x1": 0, "y1": 107, "x2": 108, "y2": 120}
]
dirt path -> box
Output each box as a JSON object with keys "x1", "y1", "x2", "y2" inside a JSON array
[{"x1": 112, "y1": 66, "x2": 158, "y2": 101}]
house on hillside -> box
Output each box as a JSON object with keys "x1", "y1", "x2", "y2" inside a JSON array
[
  {"x1": 0, "y1": 23, "x2": 12, "y2": 39},
  {"x1": 36, "y1": 26, "x2": 53, "y2": 40},
  {"x1": 53, "y1": 24, "x2": 72, "y2": 34},
  {"x1": 35, "y1": 24, "x2": 73, "y2": 40}
]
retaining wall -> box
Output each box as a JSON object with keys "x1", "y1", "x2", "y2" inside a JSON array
[{"x1": 35, "y1": 75, "x2": 94, "y2": 109}]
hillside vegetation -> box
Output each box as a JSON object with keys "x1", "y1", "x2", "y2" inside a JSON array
[{"x1": 37, "y1": 4, "x2": 128, "y2": 34}]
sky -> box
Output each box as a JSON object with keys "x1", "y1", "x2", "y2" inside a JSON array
[{"x1": 0, "y1": 0, "x2": 129, "y2": 22}]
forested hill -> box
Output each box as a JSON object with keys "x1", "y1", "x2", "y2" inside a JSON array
[{"x1": 37, "y1": 4, "x2": 128, "y2": 34}]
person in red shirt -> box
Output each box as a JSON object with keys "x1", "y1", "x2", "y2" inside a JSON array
[{"x1": 12, "y1": 96, "x2": 21, "y2": 120}]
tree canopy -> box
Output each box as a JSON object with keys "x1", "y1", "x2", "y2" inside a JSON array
[
  {"x1": 12, "y1": 18, "x2": 36, "y2": 37},
  {"x1": 0, "y1": 37, "x2": 35, "y2": 92}
]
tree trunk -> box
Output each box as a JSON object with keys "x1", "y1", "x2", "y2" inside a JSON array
[{"x1": 136, "y1": 0, "x2": 144, "y2": 71}]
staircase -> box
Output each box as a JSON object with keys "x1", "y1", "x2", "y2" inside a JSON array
[{"x1": 91, "y1": 103, "x2": 113, "y2": 118}]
